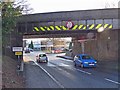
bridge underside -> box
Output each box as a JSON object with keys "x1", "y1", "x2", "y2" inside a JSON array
[{"x1": 23, "y1": 30, "x2": 97, "y2": 39}]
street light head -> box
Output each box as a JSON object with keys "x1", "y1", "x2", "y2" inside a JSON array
[{"x1": 97, "y1": 27, "x2": 105, "y2": 33}]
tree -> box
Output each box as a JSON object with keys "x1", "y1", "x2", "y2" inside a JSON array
[
  {"x1": 0, "y1": 0, "x2": 33, "y2": 47},
  {"x1": 105, "y1": 0, "x2": 120, "y2": 8},
  {"x1": 1, "y1": 0, "x2": 33, "y2": 34},
  {"x1": 13, "y1": 0, "x2": 33, "y2": 14},
  {"x1": 28, "y1": 41, "x2": 34, "y2": 49}
]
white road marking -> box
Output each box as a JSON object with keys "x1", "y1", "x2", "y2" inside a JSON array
[
  {"x1": 35, "y1": 62, "x2": 64, "y2": 88},
  {"x1": 76, "y1": 69, "x2": 92, "y2": 75},
  {"x1": 59, "y1": 63, "x2": 69, "y2": 66},
  {"x1": 48, "y1": 62, "x2": 70, "y2": 67},
  {"x1": 47, "y1": 63, "x2": 56, "y2": 67},
  {"x1": 105, "y1": 78, "x2": 120, "y2": 85},
  {"x1": 60, "y1": 59, "x2": 73, "y2": 62}
]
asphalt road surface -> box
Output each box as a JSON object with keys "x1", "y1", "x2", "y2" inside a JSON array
[{"x1": 23, "y1": 51, "x2": 119, "y2": 88}]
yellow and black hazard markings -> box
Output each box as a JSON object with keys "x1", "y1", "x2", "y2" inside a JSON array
[
  {"x1": 44, "y1": 26, "x2": 51, "y2": 31},
  {"x1": 40, "y1": 26, "x2": 45, "y2": 31},
  {"x1": 72, "y1": 25, "x2": 78, "y2": 30},
  {"x1": 78, "y1": 24, "x2": 84, "y2": 30},
  {"x1": 87, "y1": 24, "x2": 113, "y2": 30},
  {"x1": 104, "y1": 24, "x2": 109, "y2": 29},
  {"x1": 50, "y1": 26, "x2": 55, "y2": 30},
  {"x1": 55, "y1": 26, "x2": 61, "y2": 30},
  {"x1": 108, "y1": 24, "x2": 113, "y2": 29},
  {"x1": 83, "y1": 26, "x2": 87, "y2": 30},
  {"x1": 77, "y1": 24, "x2": 87, "y2": 30},
  {"x1": 87, "y1": 24, "x2": 95, "y2": 30},
  {"x1": 33, "y1": 23, "x2": 113, "y2": 32},
  {"x1": 95, "y1": 24, "x2": 102, "y2": 29},
  {"x1": 33, "y1": 27, "x2": 39, "y2": 32},
  {"x1": 60, "y1": 26, "x2": 67, "y2": 30},
  {"x1": 104, "y1": 24, "x2": 113, "y2": 29}
]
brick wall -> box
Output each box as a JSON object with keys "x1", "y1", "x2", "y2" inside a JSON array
[{"x1": 72, "y1": 29, "x2": 118, "y2": 61}]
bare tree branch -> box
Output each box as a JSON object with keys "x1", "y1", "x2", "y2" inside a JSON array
[{"x1": 13, "y1": 0, "x2": 33, "y2": 14}]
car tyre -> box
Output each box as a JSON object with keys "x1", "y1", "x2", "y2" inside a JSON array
[
  {"x1": 37, "y1": 59, "x2": 39, "y2": 63},
  {"x1": 74, "y1": 63, "x2": 76, "y2": 66},
  {"x1": 81, "y1": 63, "x2": 84, "y2": 68},
  {"x1": 46, "y1": 60, "x2": 48, "y2": 63}
]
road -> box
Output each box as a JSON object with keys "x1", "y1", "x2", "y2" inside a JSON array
[{"x1": 23, "y1": 51, "x2": 119, "y2": 88}]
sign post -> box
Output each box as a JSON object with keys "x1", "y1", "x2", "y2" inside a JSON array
[{"x1": 12, "y1": 47, "x2": 23, "y2": 70}]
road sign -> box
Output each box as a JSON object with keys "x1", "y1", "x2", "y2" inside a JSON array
[
  {"x1": 12, "y1": 47, "x2": 23, "y2": 52},
  {"x1": 15, "y1": 52, "x2": 22, "y2": 55},
  {"x1": 66, "y1": 21, "x2": 74, "y2": 29}
]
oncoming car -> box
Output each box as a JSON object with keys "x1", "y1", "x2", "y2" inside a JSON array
[
  {"x1": 36, "y1": 53, "x2": 48, "y2": 63},
  {"x1": 74, "y1": 54, "x2": 97, "y2": 68},
  {"x1": 29, "y1": 48, "x2": 33, "y2": 52},
  {"x1": 25, "y1": 48, "x2": 30, "y2": 53}
]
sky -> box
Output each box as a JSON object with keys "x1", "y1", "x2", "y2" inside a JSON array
[{"x1": 27, "y1": 0, "x2": 119, "y2": 14}]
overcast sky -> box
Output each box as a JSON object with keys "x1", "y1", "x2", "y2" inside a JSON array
[{"x1": 27, "y1": 0, "x2": 119, "y2": 14}]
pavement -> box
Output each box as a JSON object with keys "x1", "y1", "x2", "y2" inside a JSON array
[{"x1": 2, "y1": 56, "x2": 25, "y2": 88}]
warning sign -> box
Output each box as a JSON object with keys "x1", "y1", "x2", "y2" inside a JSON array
[{"x1": 15, "y1": 52, "x2": 22, "y2": 55}]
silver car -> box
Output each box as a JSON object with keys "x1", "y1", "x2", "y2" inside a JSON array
[{"x1": 36, "y1": 53, "x2": 48, "y2": 63}]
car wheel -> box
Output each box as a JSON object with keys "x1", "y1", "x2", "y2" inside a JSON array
[
  {"x1": 37, "y1": 60, "x2": 39, "y2": 63},
  {"x1": 81, "y1": 63, "x2": 84, "y2": 68},
  {"x1": 46, "y1": 60, "x2": 48, "y2": 63},
  {"x1": 74, "y1": 63, "x2": 76, "y2": 66}
]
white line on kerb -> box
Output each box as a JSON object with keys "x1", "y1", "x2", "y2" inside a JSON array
[
  {"x1": 76, "y1": 69, "x2": 92, "y2": 75},
  {"x1": 35, "y1": 62, "x2": 64, "y2": 88},
  {"x1": 105, "y1": 78, "x2": 120, "y2": 85}
]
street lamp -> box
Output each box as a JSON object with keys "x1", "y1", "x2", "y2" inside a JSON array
[{"x1": 97, "y1": 26, "x2": 105, "y2": 32}]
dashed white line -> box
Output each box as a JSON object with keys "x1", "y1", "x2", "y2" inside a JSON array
[
  {"x1": 76, "y1": 69, "x2": 92, "y2": 75},
  {"x1": 47, "y1": 63, "x2": 56, "y2": 67},
  {"x1": 105, "y1": 78, "x2": 120, "y2": 85},
  {"x1": 59, "y1": 63, "x2": 70, "y2": 66},
  {"x1": 35, "y1": 62, "x2": 65, "y2": 88},
  {"x1": 59, "y1": 59, "x2": 73, "y2": 62}
]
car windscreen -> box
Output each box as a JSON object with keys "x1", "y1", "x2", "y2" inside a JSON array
[
  {"x1": 82, "y1": 55, "x2": 91, "y2": 59},
  {"x1": 39, "y1": 54, "x2": 46, "y2": 57}
]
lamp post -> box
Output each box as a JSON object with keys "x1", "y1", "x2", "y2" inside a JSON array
[{"x1": 97, "y1": 26, "x2": 105, "y2": 33}]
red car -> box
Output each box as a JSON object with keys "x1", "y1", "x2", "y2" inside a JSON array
[{"x1": 52, "y1": 49, "x2": 62, "y2": 53}]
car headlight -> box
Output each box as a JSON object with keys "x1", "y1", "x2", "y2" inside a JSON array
[
  {"x1": 84, "y1": 62, "x2": 88, "y2": 64},
  {"x1": 94, "y1": 62, "x2": 97, "y2": 63}
]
